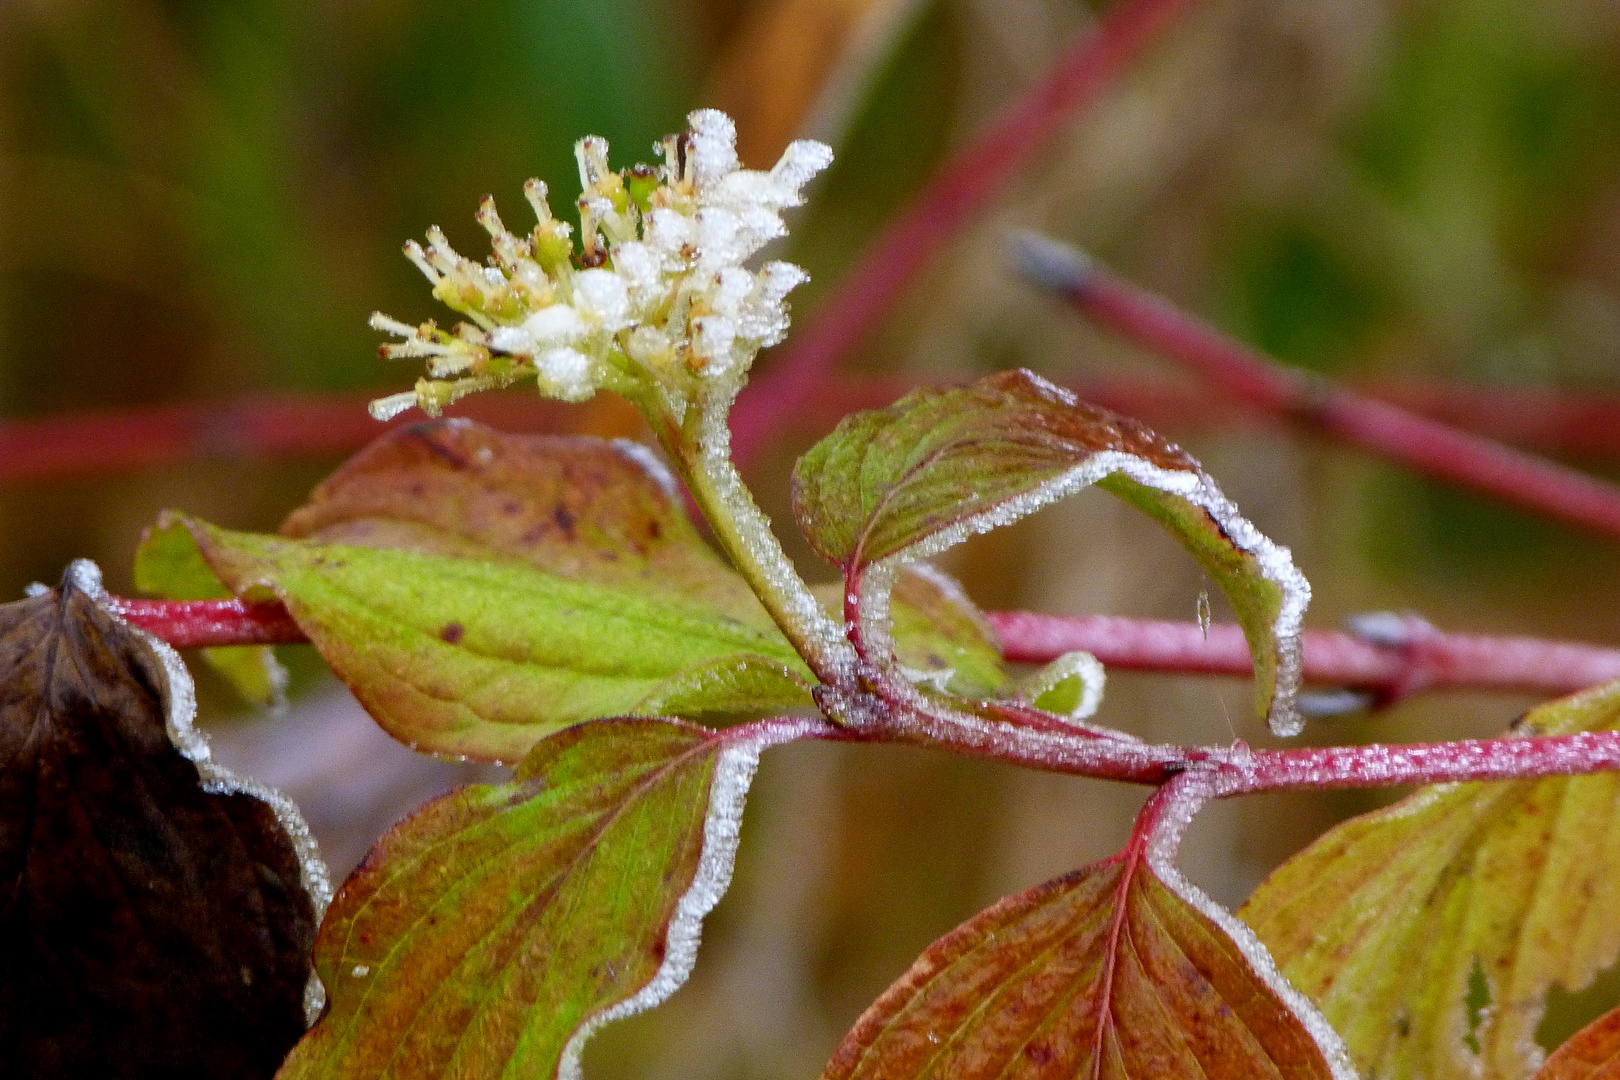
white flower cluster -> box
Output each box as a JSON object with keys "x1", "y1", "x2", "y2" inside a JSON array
[{"x1": 369, "y1": 110, "x2": 832, "y2": 421}]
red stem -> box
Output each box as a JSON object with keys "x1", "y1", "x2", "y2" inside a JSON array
[
  {"x1": 1237, "y1": 730, "x2": 1620, "y2": 794},
  {"x1": 116, "y1": 595, "x2": 1620, "y2": 796},
  {"x1": 115, "y1": 595, "x2": 1620, "y2": 706},
  {"x1": 988, "y1": 611, "x2": 1620, "y2": 706},
  {"x1": 0, "y1": 391, "x2": 576, "y2": 484},
  {"x1": 110, "y1": 597, "x2": 307, "y2": 648},
  {"x1": 1020, "y1": 236, "x2": 1620, "y2": 541},
  {"x1": 7, "y1": 375, "x2": 1620, "y2": 486},
  {"x1": 728, "y1": 0, "x2": 1194, "y2": 464}
]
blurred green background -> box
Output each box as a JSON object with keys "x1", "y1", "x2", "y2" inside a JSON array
[{"x1": 4, "y1": 0, "x2": 1620, "y2": 1074}]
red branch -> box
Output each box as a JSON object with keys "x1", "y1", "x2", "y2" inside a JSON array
[
  {"x1": 109, "y1": 597, "x2": 307, "y2": 648},
  {"x1": 117, "y1": 595, "x2": 1620, "y2": 708},
  {"x1": 0, "y1": 392, "x2": 577, "y2": 485},
  {"x1": 989, "y1": 610, "x2": 1620, "y2": 706},
  {"x1": 728, "y1": 0, "x2": 1194, "y2": 463},
  {"x1": 1019, "y1": 235, "x2": 1620, "y2": 541},
  {"x1": 6, "y1": 376, "x2": 1620, "y2": 486},
  {"x1": 112, "y1": 594, "x2": 1620, "y2": 797}
]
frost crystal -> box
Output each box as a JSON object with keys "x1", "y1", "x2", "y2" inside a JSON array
[{"x1": 371, "y1": 109, "x2": 831, "y2": 421}]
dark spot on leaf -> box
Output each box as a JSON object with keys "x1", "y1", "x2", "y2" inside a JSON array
[
  {"x1": 553, "y1": 504, "x2": 577, "y2": 539},
  {"x1": 1024, "y1": 1042, "x2": 1053, "y2": 1065},
  {"x1": 647, "y1": 519, "x2": 661, "y2": 540},
  {"x1": 440, "y1": 622, "x2": 465, "y2": 644}
]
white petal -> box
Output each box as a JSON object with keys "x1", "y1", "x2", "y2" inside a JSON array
[
  {"x1": 489, "y1": 325, "x2": 537, "y2": 354},
  {"x1": 572, "y1": 268, "x2": 632, "y2": 330},
  {"x1": 370, "y1": 312, "x2": 418, "y2": 338},
  {"x1": 695, "y1": 208, "x2": 744, "y2": 270},
  {"x1": 613, "y1": 241, "x2": 662, "y2": 293},
  {"x1": 687, "y1": 109, "x2": 739, "y2": 189},
  {"x1": 770, "y1": 139, "x2": 833, "y2": 197},
  {"x1": 709, "y1": 267, "x2": 755, "y2": 318},
  {"x1": 692, "y1": 315, "x2": 736, "y2": 368},
  {"x1": 645, "y1": 209, "x2": 695, "y2": 258},
  {"x1": 520, "y1": 303, "x2": 589, "y2": 346},
  {"x1": 537, "y1": 347, "x2": 595, "y2": 400}
]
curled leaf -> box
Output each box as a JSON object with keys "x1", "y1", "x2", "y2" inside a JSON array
[
  {"x1": 1022, "y1": 650, "x2": 1107, "y2": 721},
  {"x1": 1242, "y1": 678, "x2": 1620, "y2": 1080},
  {"x1": 277, "y1": 716, "x2": 805, "y2": 1080},
  {"x1": 825, "y1": 839, "x2": 1351, "y2": 1080},
  {"x1": 0, "y1": 561, "x2": 324, "y2": 1078},
  {"x1": 791, "y1": 370, "x2": 1309, "y2": 734},
  {"x1": 162, "y1": 516, "x2": 812, "y2": 761}
]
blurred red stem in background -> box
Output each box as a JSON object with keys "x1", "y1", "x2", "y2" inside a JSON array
[
  {"x1": 10, "y1": 376, "x2": 1620, "y2": 486},
  {"x1": 1019, "y1": 234, "x2": 1620, "y2": 542},
  {"x1": 727, "y1": 0, "x2": 1195, "y2": 463},
  {"x1": 113, "y1": 595, "x2": 1620, "y2": 708}
]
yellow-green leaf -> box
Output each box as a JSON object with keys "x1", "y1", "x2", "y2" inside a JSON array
[
  {"x1": 1241, "y1": 678, "x2": 1620, "y2": 1080},
  {"x1": 170, "y1": 516, "x2": 812, "y2": 761},
  {"x1": 278, "y1": 717, "x2": 793, "y2": 1080},
  {"x1": 279, "y1": 419, "x2": 780, "y2": 635}
]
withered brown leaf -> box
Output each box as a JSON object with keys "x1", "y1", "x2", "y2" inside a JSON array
[{"x1": 0, "y1": 563, "x2": 318, "y2": 1079}]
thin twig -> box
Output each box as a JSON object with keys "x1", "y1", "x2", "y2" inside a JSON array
[
  {"x1": 728, "y1": 0, "x2": 1195, "y2": 463},
  {"x1": 110, "y1": 597, "x2": 306, "y2": 648},
  {"x1": 114, "y1": 594, "x2": 1620, "y2": 708},
  {"x1": 0, "y1": 392, "x2": 579, "y2": 484},
  {"x1": 7, "y1": 375, "x2": 1620, "y2": 485},
  {"x1": 989, "y1": 610, "x2": 1620, "y2": 707},
  {"x1": 1017, "y1": 233, "x2": 1620, "y2": 542}
]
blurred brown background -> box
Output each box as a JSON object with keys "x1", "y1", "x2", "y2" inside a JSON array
[{"x1": 4, "y1": 0, "x2": 1620, "y2": 1075}]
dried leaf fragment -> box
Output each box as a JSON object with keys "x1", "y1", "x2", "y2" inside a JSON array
[{"x1": 0, "y1": 564, "x2": 317, "y2": 1078}]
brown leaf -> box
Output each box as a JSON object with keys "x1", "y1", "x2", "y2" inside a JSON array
[
  {"x1": 824, "y1": 845, "x2": 1347, "y2": 1080},
  {"x1": 1536, "y1": 1007, "x2": 1620, "y2": 1080},
  {"x1": 0, "y1": 563, "x2": 318, "y2": 1078},
  {"x1": 281, "y1": 419, "x2": 777, "y2": 632}
]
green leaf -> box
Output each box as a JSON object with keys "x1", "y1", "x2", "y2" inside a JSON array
[
  {"x1": 1240, "y1": 679, "x2": 1620, "y2": 1080},
  {"x1": 277, "y1": 716, "x2": 796, "y2": 1080},
  {"x1": 135, "y1": 514, "x2": 288, "y2": 707},
  {"x1": 170, "y1": 515, "x2": 813, "y2": 761},
  {"x1": 1022, "y1": 650, "x2": 1107, "y2": 720},
  {"x1": 1533, "y1": 1006, "x2": 1620, "y2": 1080},
  {"x1": 280, "y1": 419, "x2": 781, "y2": 635},
  {"x1": 824, "y1": 844, "x2": 1350, "y2": 1080},
  {"x1": 790, "y1": 370, "x2": 1310, "y2": 734}
]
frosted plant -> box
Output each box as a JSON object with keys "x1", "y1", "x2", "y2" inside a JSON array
[{"x1": 368, "y1": 109, "x2": 832, "y2": 423}]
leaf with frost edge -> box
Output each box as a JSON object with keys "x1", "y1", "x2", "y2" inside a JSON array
[
  {"x1": 826, "y1": 778, "x2": 1357, "y2": 1080},
  {"x1": 275, "y1": 716, "x2": 817, "y2": 1080},
  {"x1": 65, "y1": 558, "x2": 332, "y2": 1020},
  {"x1": 557, "y1": 720, "x2": 809, "y2": 1080},
  {"x1": 1241, "y1": 677, "x2": 1620, "y2": 1080},
  {"x1": 792, "y1": 370, "x2": 1312, "y2": 735}
]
